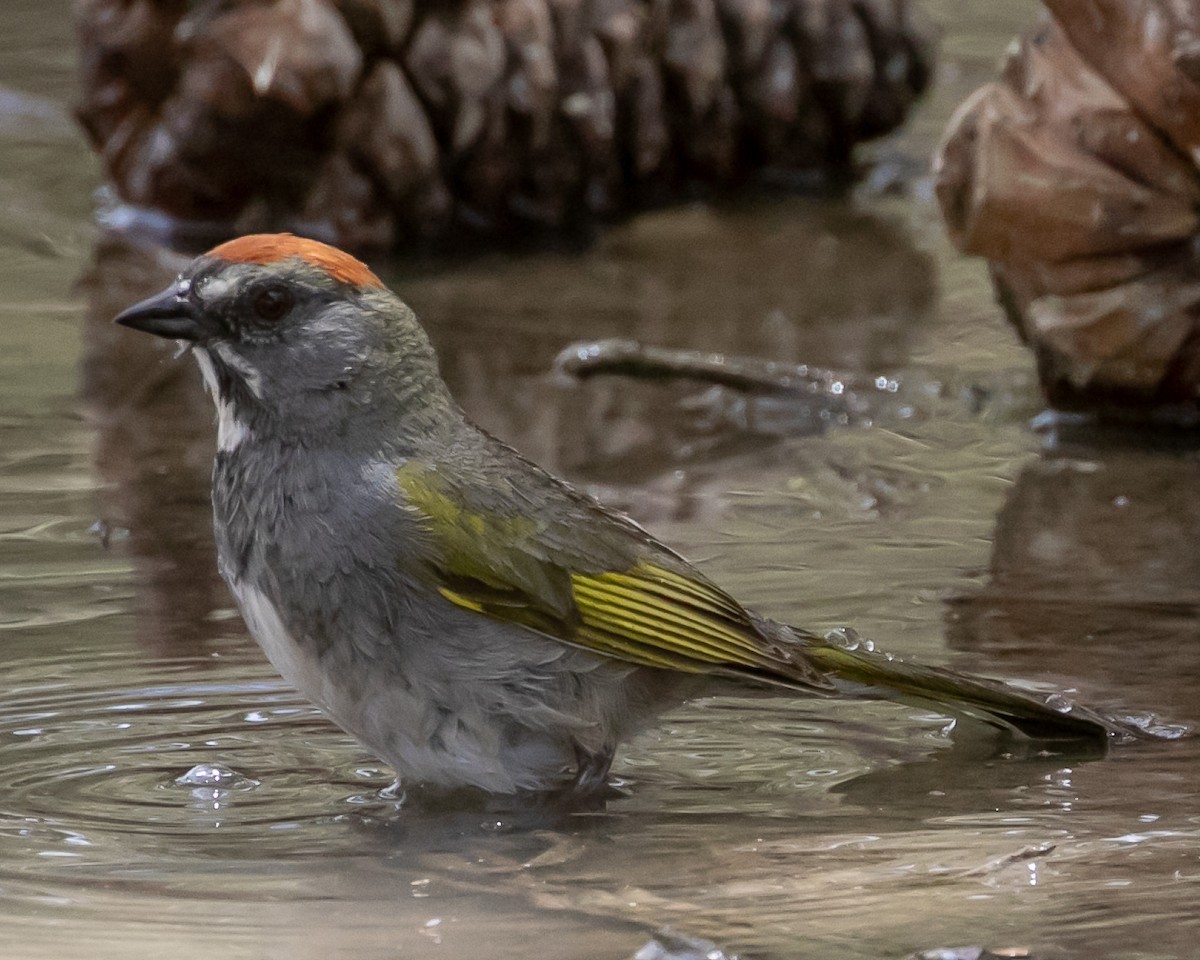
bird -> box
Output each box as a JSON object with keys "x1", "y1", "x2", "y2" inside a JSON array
[{"x1": 114, "y1": 233, "x2": 1116, "y2": 796}]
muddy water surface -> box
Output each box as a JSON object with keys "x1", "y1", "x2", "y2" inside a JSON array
[{"x1": 2, "y1": 2, "x2": 1199, "y2": 958}]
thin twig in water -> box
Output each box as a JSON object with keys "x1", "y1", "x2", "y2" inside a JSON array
[{"x1": 554, "y1": 338, "x2": 866, "y2": 399}]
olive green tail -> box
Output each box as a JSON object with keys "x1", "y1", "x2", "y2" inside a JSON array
[{"x1": 802, "y1": 637, "x2": 1118, "y2": 743}]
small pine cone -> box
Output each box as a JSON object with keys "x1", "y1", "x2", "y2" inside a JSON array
[
  {"x1": 76, "y1": 0, "x2": 935, "y2": 248},
  {"x1": 936, "y1": 6, "x2": 1200, "y2": 417}
]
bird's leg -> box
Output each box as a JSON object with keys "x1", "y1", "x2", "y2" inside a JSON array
[{"x1": 570, "y1": 743, "x2": 615, "y2": 795}]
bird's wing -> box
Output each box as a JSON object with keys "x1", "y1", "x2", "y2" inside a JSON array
[
  {"x1": 394, "y1": 458, "x2": 834, "y2": 691},
  {"x1": 393, "y1": 455, "x2": 1121, "y2": 745}
]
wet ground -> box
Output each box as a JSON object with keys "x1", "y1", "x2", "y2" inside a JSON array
[{"x1": 2, "y1": 2, "x2": 1199, "y2": 958}]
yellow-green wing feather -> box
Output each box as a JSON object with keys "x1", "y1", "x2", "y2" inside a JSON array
[
  {"x1": 396, "y1": 461, "x2": 828, "y2": 688},
  {"x1": 571, "y1": 565, "x2": 783, "y2": 670}
]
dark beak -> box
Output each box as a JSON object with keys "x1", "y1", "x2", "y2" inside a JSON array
[{"x1": 114, "y1": 285, "x2": 204, "y2": 341}]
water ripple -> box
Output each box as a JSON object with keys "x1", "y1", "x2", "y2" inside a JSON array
[{"x1": 0, "y1": 653, "x2": 401, "y2": 874}]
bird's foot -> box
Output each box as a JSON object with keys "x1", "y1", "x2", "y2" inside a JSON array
[{"x1": 559, "y1": 743, "x2": 619, "y2": 801}]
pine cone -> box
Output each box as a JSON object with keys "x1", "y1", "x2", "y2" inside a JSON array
[
  {"x1": 935, "y1": 3, "x2": 1200, "y2": 419},
  {"x1": 76, "y1": 0, "x2": 935, "y2": 247}
]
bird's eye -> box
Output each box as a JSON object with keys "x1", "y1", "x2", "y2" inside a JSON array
[{"x1": 251, "y1": 284, "x2": 294, "y2": 323}]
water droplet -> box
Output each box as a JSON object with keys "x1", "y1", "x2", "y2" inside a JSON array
[
  {"x1": 635, "y1": 930, "x2": 733, "y2": 960},
  {"x1": 377, "y1": 780, "x2": 404, "y2": 801},
  {"x1": 173, "y1": 763, "x2": 259, "y2": 791}
]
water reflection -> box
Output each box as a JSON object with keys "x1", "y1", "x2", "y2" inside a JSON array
[
  {"x1": 947, "y1": 434, "x2": 1200, "y2": 724},
  {"x1": 77, "y1": 234, "x2": 227, "y2": 656},
  {"x1": 409, "y1": 198, "x2": 936, "y2": 496}
]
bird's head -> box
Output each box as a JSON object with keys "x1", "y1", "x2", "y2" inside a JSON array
[{"x1": 115, "y1": 234, "x2": 449, "y2": 443}]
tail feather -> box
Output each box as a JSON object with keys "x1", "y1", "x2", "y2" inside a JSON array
[{"x1": 801, "y1": 636, "x2": 1120, "y2": 743}]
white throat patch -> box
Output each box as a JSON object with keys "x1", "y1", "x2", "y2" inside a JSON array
[
  {"x1": 193, "y1": 346, "x2": 219, "y2": 398},
  {"x1": 210, "y1": 341, "x2": 265, "y2": 399},
  {"x1": 193, "y1": 347, "x2": 252, "y2": 453}
]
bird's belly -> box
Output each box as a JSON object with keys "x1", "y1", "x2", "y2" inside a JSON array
[
  {"x1": 227, "y1": 578, "x2": 575, "y2": 793},
  {"x1": 229, "y1": 578, "x2": 341, "y2": 721}
]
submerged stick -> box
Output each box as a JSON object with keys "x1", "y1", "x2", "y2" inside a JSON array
[{"x1": 554, "y1": 338, "x2": 875, "y2": 399}]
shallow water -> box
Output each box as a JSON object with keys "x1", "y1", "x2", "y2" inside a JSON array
[{"x1": 3, "y1": 2, "x2": 1200, "y2": 958}]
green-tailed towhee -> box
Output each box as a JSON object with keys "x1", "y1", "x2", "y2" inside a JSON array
[{"x1": 116, "y1": 233, "x2": 1114, "y2": 795}]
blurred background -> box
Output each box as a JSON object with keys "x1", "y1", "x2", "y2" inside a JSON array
[{"x1": 1, "y1": 2, "x2": 1198, "y2": 959}]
